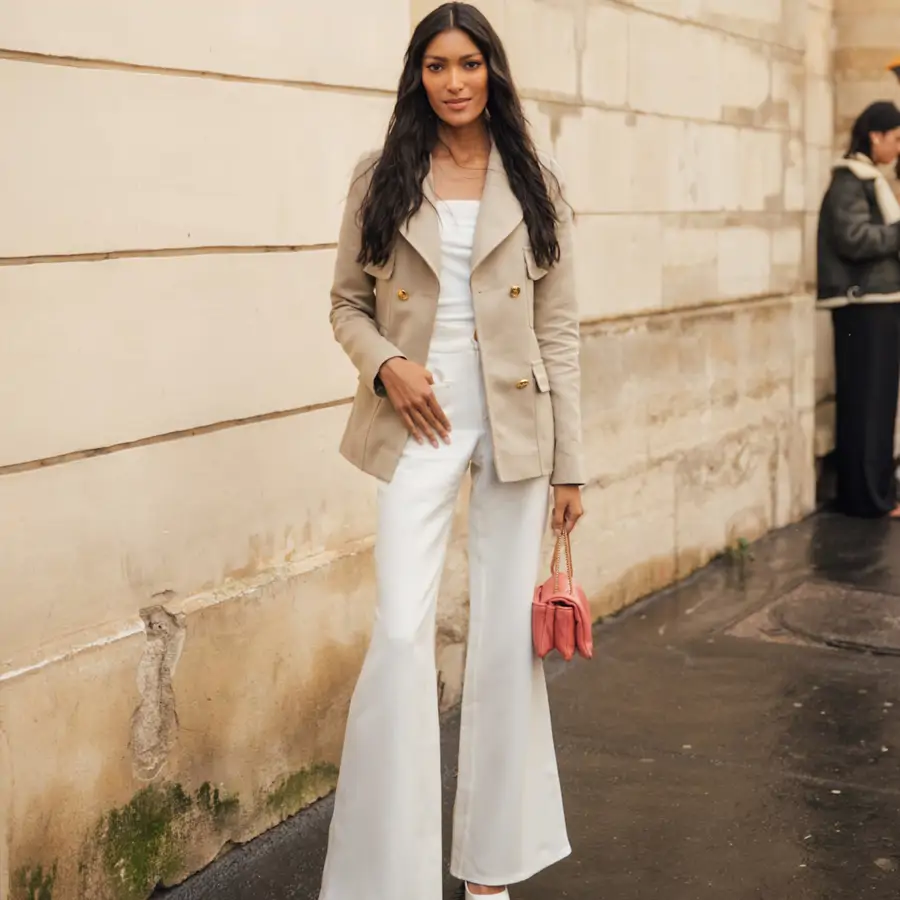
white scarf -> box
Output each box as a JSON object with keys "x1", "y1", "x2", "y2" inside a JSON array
[{"x1": 834, "y1": 153, "x2": 900, "y2": 225}]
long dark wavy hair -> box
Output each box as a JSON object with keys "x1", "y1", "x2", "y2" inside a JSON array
[{"x1": 357, "y1": 2, "x2": 561, "y2": 269}]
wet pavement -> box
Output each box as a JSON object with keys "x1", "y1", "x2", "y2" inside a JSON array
[{"x1": 157, "y1": 512, "x2": 900, "y2": 899}]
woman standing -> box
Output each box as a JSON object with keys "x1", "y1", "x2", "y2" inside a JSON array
[
  {"x1": 818, "y1": 101, "x2": 900, "y2": 518},
  {"x1": 321, "y1": 4, "x2": 583, "y2": 899}
]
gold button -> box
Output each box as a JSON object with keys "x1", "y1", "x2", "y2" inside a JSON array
[
  {"x1": 510, "y1": 285, "x2": 521, "y2": 298},
  {"x1": 397, "y1": 289, "x2": 409, "y2": 301},
  {"x1": 516, "y1": 378, "x2": 530, "y2": 389}
]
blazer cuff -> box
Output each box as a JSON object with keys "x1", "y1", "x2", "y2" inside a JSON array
[
  {"x1": 361, "y1": 340, "x2": 405, "y2": 397},
  {"x1": 550, "y1": 451, "x2": 585, "y2": 487}
]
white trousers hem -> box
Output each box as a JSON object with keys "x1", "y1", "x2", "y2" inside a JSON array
[{"x1": 450, "y1": 843, "x2": 573, "y2": 886}]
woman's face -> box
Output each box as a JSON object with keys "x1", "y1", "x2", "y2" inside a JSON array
[
  {"x1": 421, "y1": 28, "x2": 489, "y2": 129},
  {"x1": 870, "y1": 127, "x2": 900, "y2": 165}
]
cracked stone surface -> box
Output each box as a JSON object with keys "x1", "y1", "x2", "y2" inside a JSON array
[{"x1": 156, "y1": 512, "x2": 900, "y2": 899}]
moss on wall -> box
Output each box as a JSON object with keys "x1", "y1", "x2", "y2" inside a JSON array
[
  {"x1": 76, "y1": 781, "x2": 239, "y2": 900},
  {"x1": 266, "y1": 762, "x2": 338, "y2": 818},
  {"x1": 12, "y1": 863, "x2": 57, "y2": 900}
]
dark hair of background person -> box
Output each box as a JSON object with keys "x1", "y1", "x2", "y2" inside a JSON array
[
  {"x1": 845, "y1": 100, "x2": 900, "y2": 159},
  {"x1": 356, "y1": 1, "x2": 562, "y2": 270}
]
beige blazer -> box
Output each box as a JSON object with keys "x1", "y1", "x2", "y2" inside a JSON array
[{"x1": 330, "y1": 145, "x2": 584, "y2": 486}]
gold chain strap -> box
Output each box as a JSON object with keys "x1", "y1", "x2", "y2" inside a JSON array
[{"x1": 551, "y1": 532, "x2": 574, "y2": 593}]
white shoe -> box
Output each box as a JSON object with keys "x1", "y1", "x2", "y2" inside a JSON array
[{"x1": 464, "y1": 885, "x2": 510, "y2": 900}]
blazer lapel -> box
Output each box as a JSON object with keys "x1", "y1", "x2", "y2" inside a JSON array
[
  {"x1": 471, "y1": 143, "x2": 523, "y2": 273},
  {"x1": 398, "y1": 144, "x2": 523, "y2": 278},
  {"x1": 399, "y1": 170, "x2": 441, "y2": 280}
]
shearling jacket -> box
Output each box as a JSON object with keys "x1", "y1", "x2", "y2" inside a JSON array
[{"x1": 817, "y1": 166, "x2": 900, "y2": 308}]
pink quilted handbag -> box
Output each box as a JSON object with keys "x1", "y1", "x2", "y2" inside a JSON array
[{"x1": 532, "y1": 532, "x2": 593, "y2": 661}]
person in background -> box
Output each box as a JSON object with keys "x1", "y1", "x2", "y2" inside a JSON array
[
  {"x1": 817, "y1": 101, "x2": 900, "y2": 518},
  {"x1": 320, "y1": 3, "x2": 584, "y2": 900}
]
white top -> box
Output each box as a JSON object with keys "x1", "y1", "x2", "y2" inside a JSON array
[{"x1": 436, "y1": 200, "x2": 480, "y2": 327}]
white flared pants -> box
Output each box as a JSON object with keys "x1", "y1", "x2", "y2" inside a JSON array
[{"x1": 319, "y1": 324, "x2": 570, "y2": 900}]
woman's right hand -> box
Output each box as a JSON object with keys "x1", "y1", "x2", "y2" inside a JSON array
[{"x1": 378, "y1": 357, "x2": 451, "y2": 448}]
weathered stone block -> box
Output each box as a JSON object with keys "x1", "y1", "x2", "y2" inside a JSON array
[
  {"x1": 628, "y1": 12, "x2": 723, "y2": 121},
  {"x1": 674, "y1": 427, "x2": 776, "y2": 577},
  {"x1": 770, "y1": 56, "x2": 805, "y2": 133},
  {"x1": 692, "y1": 124, "x2": 743, "y2": 211},
  {"x1": 717, "y1": 227, "x2": 772, "y2": 298},
  {"x1": 522, "y1": 99, "x2": 554, "y2": 151},
  {"x1": 737, "y1": 129, "x2": 784, "y2": 211},
  {"x1": 835, "y1": 11, "x2": 900, "y2": 50},
  {"x1": 774, "y1": 410, "x2": 816, "y2": 528},
  {"x1": 630, "y1": 0, "x2": 704, "y2": 21},
  {"x1": 630, "y1": 117, "x2": 743, "y2": 214},
  {"x1": 806, "y1": 73, "x2": 836, "y2": 148},
  {"x1": 0, "y1": 407, "x2": 376, "y2": 669},
  {"x1": 784, "y1": 137, "x2": 807, "y2": 212},
  {"x1": 805, "y1": 144, "x2": 834, "y2": 211},
  {"x1": 803, "y1": 210, "x2": 819, "y2": 287},
  {"x1": 789, "y1": 295, "x2": 818, "y2": 412},
  {"x1": 662, "y1": 223, "x2": 719, "y2": 308},
  {"x1": 1, "y1": 634, "x2": 145, "y2": 900},
  {"x1": 0, "y1": 543, "x2": 382, "y2": 900},
  {"x1": 805, "y1": 5, "x2": 835, "y2": 77},
  {"x1": 554, "y1": 108, "x2": 635, "y2": 214},
  {"x1": 720, "y1": 38, "x2": 771, "y2": 119},
  {"x1": 579, "y1": 296, "x2": 808, "y2": 483},
  {"x1": 574, "y1": 214, "x2": 664, "y2": 320},
  {"x1": 0, "y1": 61, "x2": 393, "y2": 257},
  {"x1": 771, "y1": 225, "x2": 804, "y2": 293},
  {"x1": 579, "y1": 324, "x2": 654, "y2": 481},
  {"x1": 503, "y1": 0, "x2": 579, "y2": 98},
  {"x1": 702, "y1": 0, "x2": 786, "y2": 45},
  {"x1": 629, "y1": 115, "x2": 686, "y2": 213},
  {"x1": 0, "y1": 0, "x2": 410, "y2": 90},
  {"x1": 0, "y1": 251, "x2": 353, "y2": 467},
  {"x1": 582, "y1": 2, "x2": 630, "y2": 108},
  {"x1": 573, "y1": 463, "x2": 679, "y2": 621}
]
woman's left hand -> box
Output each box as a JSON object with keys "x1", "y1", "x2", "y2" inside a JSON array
[{"x1": 552, "y1": 485, "x2": 584, "y2": 534}]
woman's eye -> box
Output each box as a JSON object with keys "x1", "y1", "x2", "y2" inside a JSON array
[
  {"x1": 465, "y1": 60, "x2": 483, "y2": 69},
  {"x1": 426, "y1": 63, "x2": 443, "y2": 73}
]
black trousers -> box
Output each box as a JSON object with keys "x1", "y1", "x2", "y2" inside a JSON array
[{"x1": 832, "y1": 303, "x2": 900, "y2": 518}]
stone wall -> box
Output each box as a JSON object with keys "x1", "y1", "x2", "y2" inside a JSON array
[
  {"x1": 1, "y1": 2, "x2": 830, "y2": 898},
  {"x1": 807, "y1": 0, "x2": 839, "y2": 458}
]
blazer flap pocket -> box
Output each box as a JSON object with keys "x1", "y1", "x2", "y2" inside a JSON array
[
  {"x1": 532, "y1": 360, "x2": 551, "y2": 392},
  {"x1": 524, "y1": 248, "x2": 549, "y2": 281},
  {"x1": 363, "y1": 254, "x2": 396, "y2": 280}
]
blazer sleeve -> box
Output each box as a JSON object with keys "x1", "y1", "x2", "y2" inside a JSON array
[
  {"x1": 829, "y1": 170, "x2": 900, "y2": 262},
  {"x1": 533, "y1": 160, "x2": 586, "y2": 487},
  {"x1": 329, "y1": 155, "x2": 405, "y2": 394}
]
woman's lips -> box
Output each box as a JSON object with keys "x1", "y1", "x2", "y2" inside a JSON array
[{"x1": 445, "y1": 98, "x2": 471, "y2": 109}]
